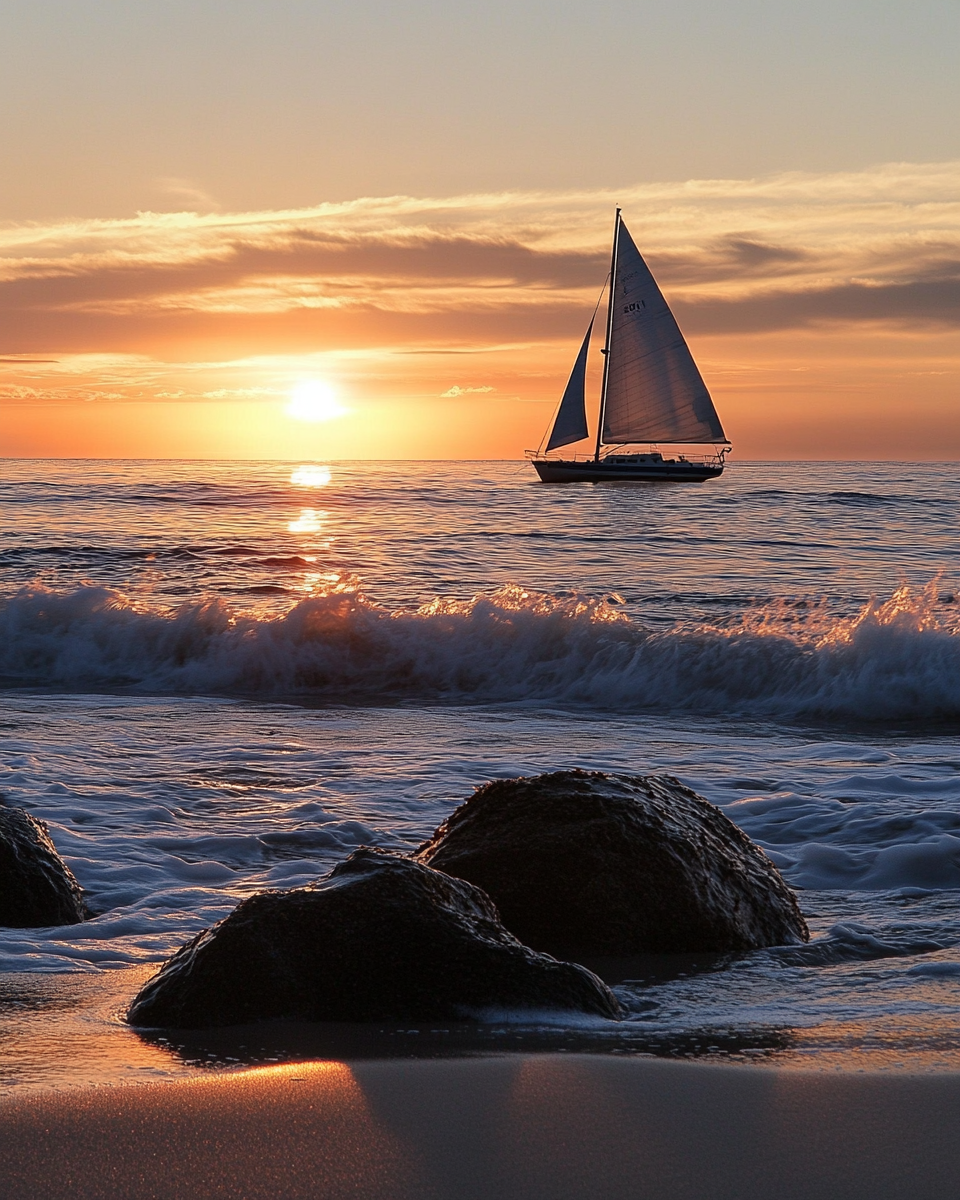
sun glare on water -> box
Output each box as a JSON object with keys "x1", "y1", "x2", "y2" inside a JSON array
[
  {"x1": 291, "y1": 465, "x2": 332, "y2": 487},
  {"x1": 286, "y1": 380, "x2": 347, "y2": 422},
  {"x1": 288, "y1": 508, "x2": 326, "y2": 533}
]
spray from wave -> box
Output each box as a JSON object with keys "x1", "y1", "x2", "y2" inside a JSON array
[{"x1": 1, "y1": 579, "x2": 959, "y2": 720}]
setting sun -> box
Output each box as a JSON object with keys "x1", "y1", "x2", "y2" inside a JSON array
[{"x1": 286, "y1": 381, "x2": 347, "y2": 423}]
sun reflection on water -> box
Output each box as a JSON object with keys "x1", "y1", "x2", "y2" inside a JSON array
[
  {"x1": 300, "y1": 571, "x2": 345, "y2": 593},
  {"x1": 291, "y1": 465, "x2": 332, "y2": 488},
  {"x1": 288, "y1": 509, "x2": 327, "y2": 533}
]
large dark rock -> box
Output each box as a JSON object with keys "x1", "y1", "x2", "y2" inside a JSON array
[
  {"x1": 127, "y1": 846, "x2": 620, "y2": 1029},
  {"x1": 0, "y1": 807, "x2": 88, "y2": 927},
  {"x1": 416, "y1": 770, "x2": 809, "y2": 957}
]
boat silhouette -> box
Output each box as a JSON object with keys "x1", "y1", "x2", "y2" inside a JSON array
[{"x1": 528, "y1": 209, "x2": 730, "y2": 483}]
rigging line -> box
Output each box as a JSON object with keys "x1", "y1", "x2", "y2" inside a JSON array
[{"x1": 535, "y1": 274, "x2": 611, "y2": 456}]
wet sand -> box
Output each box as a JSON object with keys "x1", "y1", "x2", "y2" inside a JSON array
[{"x1": 2, "y1": 1054, "x2": 959, "y2": 1199}]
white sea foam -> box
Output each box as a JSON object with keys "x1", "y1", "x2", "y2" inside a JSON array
[
  {"x1": 4, "y1": 462, "x2": 960, "y2": 1079},
  {"x1": 2, "y1": 580, "x2": 959, "y2": 721},
  {"x1": 1, "y1": 692, "x2": 960, "y2": 1081}
]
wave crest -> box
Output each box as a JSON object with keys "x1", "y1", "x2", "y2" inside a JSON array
[{"x1": 2, "y1": 580, "x2": 959, "y2": 719}]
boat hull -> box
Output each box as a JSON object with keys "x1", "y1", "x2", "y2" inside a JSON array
[{"x1": 531, "y1": 457, "x2": 724, "y2": 483}]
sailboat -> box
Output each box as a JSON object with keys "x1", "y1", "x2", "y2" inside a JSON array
[{"x1": 528, "y1": 209, "x2": 730, "y2": 482}]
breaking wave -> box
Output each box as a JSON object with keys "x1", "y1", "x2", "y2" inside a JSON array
[{"x1": 1, "y1": 580, "x2": 959, "y2": 720}]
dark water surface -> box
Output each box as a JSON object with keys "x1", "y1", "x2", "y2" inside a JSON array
[{"x1": 1, "y1": 459, "x2": 959, "y2": 1090}]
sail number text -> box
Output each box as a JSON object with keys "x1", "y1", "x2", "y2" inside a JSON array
[{"x1": 623, "y1": 300, "x2": 646, "y2": 313}]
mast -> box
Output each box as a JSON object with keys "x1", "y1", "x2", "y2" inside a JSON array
[{"x1": 594, "y1": 207, "x2": 621, "y2": 462}]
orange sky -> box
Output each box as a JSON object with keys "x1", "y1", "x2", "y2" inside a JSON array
[{"x1": 2, "y1": 164, "x2": 960, "y2": 459}]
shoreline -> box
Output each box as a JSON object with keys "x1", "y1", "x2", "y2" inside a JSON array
[{"x1": 3, "y1": 1055, "x2": 960, "y2": 1199}]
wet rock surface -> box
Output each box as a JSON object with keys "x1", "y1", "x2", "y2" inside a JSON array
[
  {"x1": 417, "y1": 769, "x2": 809, "y2": 957},
  {"x1": 127, "y1": 846, "x2": 621, "y2": 1029},
  {"x1": 0, "y1": 807, "x2": 88, "y2": 928}
]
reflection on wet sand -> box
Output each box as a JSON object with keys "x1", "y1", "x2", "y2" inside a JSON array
[
  {"x1": 136, "y1": 1018, "x2": 797, "y2": 1074},
  {"x1": 0, "y1": 968, "x2": 188, "y2": 1095},
  {"x1": 9, "y1": 959, "x2": 960, "y2": 1098}
]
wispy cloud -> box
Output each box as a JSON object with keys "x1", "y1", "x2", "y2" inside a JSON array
[
  {"x1": 440, "y1": 385, "x2": 495, "y2": 397},
  {"x1": 156, "y1": 177, "x2": 221, "y2": 212},
  {"x1": 2, "y1": 161, "x2": 960, "y2": 406}
]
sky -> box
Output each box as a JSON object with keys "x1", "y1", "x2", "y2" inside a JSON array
[{"x1": 1, "y1": 0, "x2": 959, "y2": 459}]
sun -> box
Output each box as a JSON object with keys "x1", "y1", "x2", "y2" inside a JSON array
[{"x1": 286, "y1": 380, "x2": 348, "y2": 422}]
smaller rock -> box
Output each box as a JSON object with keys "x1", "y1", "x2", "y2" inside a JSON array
[
  {"x1": 417, "y1": 770, "x2": 809, "y2": 957},
  {"x1": 0, "y1": 807, "x2": 88, "y2": 928},
  {"x1": 127, "y1": 847, "x2": 621, "y2": 1029}
]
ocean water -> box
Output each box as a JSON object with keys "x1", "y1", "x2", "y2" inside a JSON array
[{"x1": 1, "y1": 458, "x2": 960, "y2": 1091}]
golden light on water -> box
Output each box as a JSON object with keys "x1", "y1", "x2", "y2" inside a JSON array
[
  {"x1": 288, "y1": 508, "x2": 326, "y2": 533},
  {"x1": 286, "y1": 381, "x2": 348, "y2": 422},
  {"x1": 300, "y1": 570, "x2": 344, "y2": 593},
  {"x1": 291, "y1": 465, "x2": 332, "y2": 487}
]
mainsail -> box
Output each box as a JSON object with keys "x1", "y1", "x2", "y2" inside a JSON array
[
  {"x1": 601, "y1": 220, "x2": 726, "y2": 445},
  {"x1": 544, "y1": 317, "x2": 593, "y2": 451}
]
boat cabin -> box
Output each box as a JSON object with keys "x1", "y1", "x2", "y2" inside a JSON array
[{"x1": 607, "y1": 453, "x2": 666, "y2": 464}]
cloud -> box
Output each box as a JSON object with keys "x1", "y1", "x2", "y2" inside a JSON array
[
  {"x1": 3, "y1": 160, "x2": 960, "y2": 364},
  {"x1": 157, "y1": 177, "x2": 220, "y2": 211},
  {"x1": 676, "y1": 272, "x2": 960, "y2": 334},
  {"x1": 440, "y1": 385, "x2": 495, "y2": 396}
]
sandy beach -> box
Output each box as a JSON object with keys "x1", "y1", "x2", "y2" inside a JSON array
[{"x1": 3, "y1": 1054, "x2": 960, "y2": 1199}]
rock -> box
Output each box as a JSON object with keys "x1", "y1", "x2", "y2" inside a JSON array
[
  {"x1": 0, "y1": 807, "x2": 88, "y2": 927},
  {"x1": 127, "y1": 846, "x2": 621, "y2": 1029},
  {"x1": 416, "y1": 770, "x2": 809, "y2": 957}
]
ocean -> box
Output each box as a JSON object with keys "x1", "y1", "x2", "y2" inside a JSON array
[{"x1": 2, "y1": 457, "x2": 960, "y2": 1091}]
